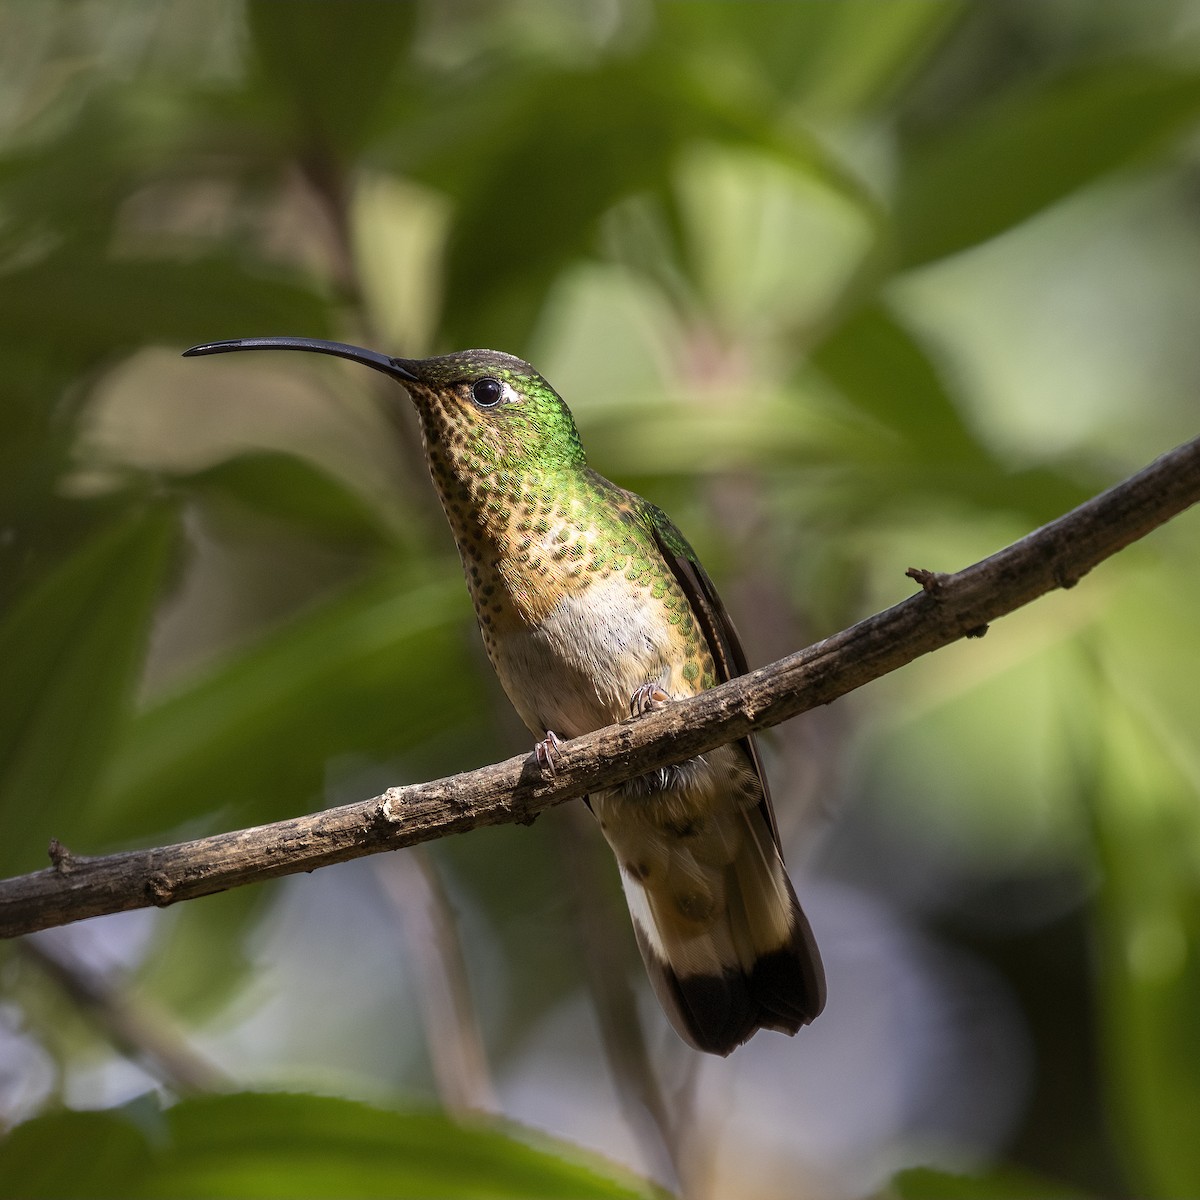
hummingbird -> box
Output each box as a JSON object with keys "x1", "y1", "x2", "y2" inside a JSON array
[{"x1": 183, "y1": 336, "x2": 826, "y2": 1055}]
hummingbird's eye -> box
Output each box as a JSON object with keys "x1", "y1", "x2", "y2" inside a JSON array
[{"x1": 471, "y1": 377, "x2": 504, "y2": 408}]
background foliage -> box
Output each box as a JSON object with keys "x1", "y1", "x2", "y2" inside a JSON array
[{"x1": 1, "y1": 2, "x2": 1199, "y2": 1198}]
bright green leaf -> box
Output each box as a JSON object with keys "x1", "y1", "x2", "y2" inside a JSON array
[
  {"x1": 660, "y1": 0, "x2": 965, "y2": 114},
  {"x1": 0, "y1": 1093, "x2": 668, "y2": 1200},
  {"x1": 790, "y1": 0, "x2": 966, "y2": 113},
  {"x1": 0, "y1": 1107, "x2": 153, "y2": 1200}
]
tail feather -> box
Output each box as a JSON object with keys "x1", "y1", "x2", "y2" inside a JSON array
[
  {"x1": 614, "y1": 802, "x2": 825, "y2": 1056},
  {"x1": 638, "y1": 936, "x2": 760, "y2": 1056}
]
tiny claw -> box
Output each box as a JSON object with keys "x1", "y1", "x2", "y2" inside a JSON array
[
  {"x1": 534, "y1": 730, "x2": 564, "y2": 774},
  {"x1": 630, "y1": 683, "x2": 672, "y2": 717}
]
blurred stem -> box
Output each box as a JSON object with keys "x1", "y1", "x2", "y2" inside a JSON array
[
  {"x1": 19, "y1": 937, "x2": 226, "y2": 1095},
  {"x1": 292, "y1": 148, "x2": 434, "y2": 505},
  {"x1": 372, "y1": 850, "x2": 498, "y2": 1115},
  {"x1": 553, "y1": 805, "x2": 682, "y2": 1190},
  {"x1": 294, "y1": 150, "x2": 359, "y2": 304}
]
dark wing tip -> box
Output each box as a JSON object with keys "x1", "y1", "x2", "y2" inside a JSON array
[
  {"x1": 664, "y1": 970, "x2": 760, "y2": 1057},
  {"x1": 661, "y1": 953, "x2": 824, "y2": 1056},
  {"x1": 750, "y1": 940, "x2": 827, "y2": 1031},
  {"x1": 634, "y1": 907, "x2": 826, "y2": 1055},
  {"x1": 753, "y1": 877, "x2": 828, "y2": 1028}
]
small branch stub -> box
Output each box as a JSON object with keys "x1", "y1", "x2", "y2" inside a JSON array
[
  {"x1": 907, "y1": 567, "x2": 986, "y2": 635},
  {"x1": 48, "y1": 839, "x2": 75, "y2": 874},
  {"x1": 906, "y1": 566, "x2": 948, "y2": 595}
]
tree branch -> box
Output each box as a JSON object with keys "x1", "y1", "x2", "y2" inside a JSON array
[
  {"x1": 19, "y1": 938, "x2": 227, "y2": 1093},
  {"x1": 2, "y1": 436, "x2": 1198, "y2": 940}
]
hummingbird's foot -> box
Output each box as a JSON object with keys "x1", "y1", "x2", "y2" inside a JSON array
[
  {"x1": 630, "y1": 683, "x2": 672, "y2": 717},
  {"x1": 534, "y1": 730, "x2": 564, "y2": 774}
]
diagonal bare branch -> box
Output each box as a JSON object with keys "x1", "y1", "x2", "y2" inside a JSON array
[
  {"x1": 18, "y1": 938, "x2": 227, "y2": 1092},
  {"x1": 1, "y1": 435, "x2": 1197, "y2": 941}
]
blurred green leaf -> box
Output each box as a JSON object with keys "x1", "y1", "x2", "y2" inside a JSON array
[
  {"x1": 0, "y1": 504, "x2": 178, "y2": 877},
  {"x1": 892, "y1": 1164, "x2": 1092, "y2": 1199},
  {"x1": 415, "y1": 51, "x2": 878, "y2": 349},
  {"x1": 790, "y1": 0, "x2": 966, "y2": 113},
  {"x1": 0, "y1": 88, "x2": 173, "y2": 254},
  {"x1": 661, "y1": 0, "x2": 964, "y2": 113},
  {"x1": 427, "y1": 61, "x2": 692, "y2": 349},
  {"x1": 180, "y1": 451, "x2": 396, "y2": 547},
  {"x1": 0, "y1": 1092, "x2": 667, "y2": 1199},
  {"x1": 84, "y1": 565, "x2": 480, "y2": 845},
  {"x1": 0, "y1": 251, "x2": 331, "y2": 363},
  {"x1": 246, "y1": 0, "x2": 417, "y2": 153},
  {"x1": 811, "y1": 302, "x2": 987, "y2": 462},
  {"x1": 1090, "y1": 697, "x2": 1200, "y2": 1198},
  {"x1": 0, "y1": 1108, "x2": 152, "y2": 1199},
  {"x1": 808, "y1": 304, "x2": 1093, "y2": 522},
  {"x1": 894, "y1": 61, "x2": 1200, "y2": 266}
]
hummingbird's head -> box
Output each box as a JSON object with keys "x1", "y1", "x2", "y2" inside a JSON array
[
  {"x1": 398, "y1": 349, "x2": 586, "y2": 475},
  {"x1": 182, "y1": 338, "x2": 586, "y2": 476}
]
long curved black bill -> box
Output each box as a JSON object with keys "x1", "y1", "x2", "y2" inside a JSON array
[{"x1": 182, "y1": 336, "x2": 419, "y2": 383}]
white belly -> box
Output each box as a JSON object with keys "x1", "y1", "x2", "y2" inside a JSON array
[{"x1": 488, "y1": 574, "x2": 677, "y2": 738}]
